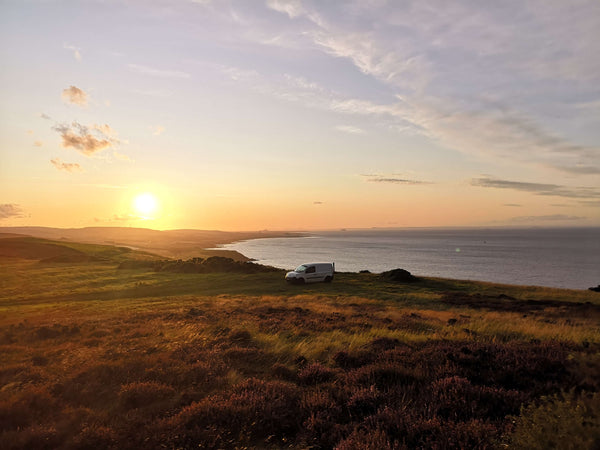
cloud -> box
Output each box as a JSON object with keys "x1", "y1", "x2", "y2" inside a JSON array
[
  {"x1": 94, "y1": 214, "x2": 146, "y2": 223},
  {"x1": 313, "y1": 201, "x2": 323, "y2": 204},
  {"x1": 503, "y1": 203, "x2": 522, "y2": 207},
  {"x1": 266, "y1": 0, "x2": 305, "y2": 19},
  {"x1": 91, "y1": 123, "x2": 117, "y2": 137},
  {"x1": 579, "y1": 200, "x2": 600, "y2": 207},
  {"x1": 259, "y1": 1, "x2": 600, "y2": 175},
  {"x1": 33, "y1": 141, "x2": 43, "y2": 147},
  {"x1": 63, "y1": 43, "x2": 81, "y2": 61},
  {"x1": 113, "y1": 150, "x2": 133, "y2": 162},
  {"x1": 52, "y1": 121, "x2": 119, "y2": 156},
  {"x1": 128, "y1": 63, "x2": 191, "y2": 79},
  {"x1": 366, "y1": 176, "x2": 431, "y2": 185},
  {"x1": 0, "y1": 204, "x2": 25, "y2": 219},
  {"x1": 471, "y1": 177, "x2": 600, "y2": 200},
  {"x1": 40, "y1": 113, "x2": 51, "y2": 120},
  {"x1": 335, "y1": 125, "x2": 365, "y2": 134},
  {"x1": 50, "y1": 158, "x2": 83, "y2": 173},
  {"x1": 152, "y1": 125, "x2": 165, "y2": 136},
  {"x1": 507, "y1": 214, "x2": 587, "y2": 223},
  {"x1": 61, "y1": 85, "x2": 88, "y2": 107}
]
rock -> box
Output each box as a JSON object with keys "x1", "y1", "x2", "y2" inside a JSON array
[
  {"x1": 380, "y1": 268, "x2": 418, "y2": 283},
  {"x1": 589, "y1": 285, "x2": 600, "y2": 292}
]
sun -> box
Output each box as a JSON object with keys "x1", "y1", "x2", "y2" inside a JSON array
[{"x1": 134, "y1": 193, "x2": 158, "y2": 217}]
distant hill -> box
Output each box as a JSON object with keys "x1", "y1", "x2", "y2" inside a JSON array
[
  {"x1": 0, "y1": 226, "x2": 302, "y2": 260},
  {"x1": 0, "y1": 236, "x2": 160, "y2": 263}
]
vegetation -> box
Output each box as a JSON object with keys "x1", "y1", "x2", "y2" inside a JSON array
[{"x1": 1, "y1": 237, "x2": 599, "y2": 449}]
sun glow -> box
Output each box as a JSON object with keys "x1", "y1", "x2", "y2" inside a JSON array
[{"x1": 134, "y1": 193, "x2": 158, "y2": 217}]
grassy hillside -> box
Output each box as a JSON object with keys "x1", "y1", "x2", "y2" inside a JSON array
[
  {"x1": 0, "y1": 236, "x2": 160, "y2": 263},
  {"x1": 1, "y1": 248, "x2": 599, "y2": 449},
  {"x1": 0, "y1": 226, "x2": 303, "y2": 260}
]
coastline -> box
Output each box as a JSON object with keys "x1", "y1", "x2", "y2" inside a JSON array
[
  {"x1": 218, "y1": 228, "x2": 600, "y2": 290},
  {"x1": 0, "y1": 226, "x2": 304, "y2": 261}
]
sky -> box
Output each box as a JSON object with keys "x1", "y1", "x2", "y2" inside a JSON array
[{"x1": 1, "y1": 0, "x2": 599, "y2": 231}]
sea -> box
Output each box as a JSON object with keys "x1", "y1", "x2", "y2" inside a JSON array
[{"x1": 219, "y1": 227, "x2": 600, "y2": 290}]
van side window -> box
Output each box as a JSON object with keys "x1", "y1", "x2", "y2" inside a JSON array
[{"x1": 306, "y1": 266, "x2": 316, "y2": 274}]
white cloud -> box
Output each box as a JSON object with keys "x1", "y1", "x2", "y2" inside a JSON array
[
  {"x1": 335, "y1": 125, "x2": 365, "y2": 135},
  {"x1": 260, "y1": 0, "x2": 600, "y2": 175},
  {"x1": 266, "y1": 0, "x2": 305, "y2": 19},
  {"x1": 128, "y1": 63, "x2": 191, "y2": 79},
  {"x1": 63, "y1": 43, "x2": 81, "y2": 61}
]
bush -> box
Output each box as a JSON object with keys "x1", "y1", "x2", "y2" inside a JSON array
[
  {"x1": 298, "y1": 363, "x2": 337, "y2": 385},
  {"x1": 168, "y1": 379, "x2": 303, "y2": 448},
  {"x1": 509, "y1": 391, "x2": 600, "y2": 450},
  {"x1": 117, "y1": 381, "x2": 176, "y2": 411}
]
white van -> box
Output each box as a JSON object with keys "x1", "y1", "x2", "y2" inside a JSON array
[{"x1": 285, "y1": 262, "x2": 335, "y2": 284}]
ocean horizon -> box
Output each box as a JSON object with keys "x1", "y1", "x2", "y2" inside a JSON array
[{"x1": 220, "y1": 227, "x2": 600, "y2": 290}]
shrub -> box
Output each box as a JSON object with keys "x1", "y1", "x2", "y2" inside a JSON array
[
  {"x1": 509, "y1": 391, "x2": 600, "y2": 450},
  {"x1": 333, "y1": 350, "x2": 374, "y2": 369},
  {"x1": 117, "y1": 381, "x2": 176, "y2": 411},
  {"x1": 1, "y1": 425, "x2": 61, "y2": 450},
  {"x1": 430, "y1": 376, "x2": 526, "y2": 421},
  {"x1": 347, "y1": 362, "x2": 417, "y2": 388},
  {"x1": 0, "y1": 385, "x2": 58, "y2": 432},
  {"x1": 298, "y1": 363, "x2": 338, "y2": 385},
  {"x1": 336, "y1": 427, "x2": 400, "y2": 450},
  {"x1": 169, "y1": 378, "x2": 303, "y2": 448}
]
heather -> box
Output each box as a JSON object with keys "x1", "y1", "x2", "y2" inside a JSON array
[{"x1": 1, "y1": 245, "x2": 599, "y2": 449}]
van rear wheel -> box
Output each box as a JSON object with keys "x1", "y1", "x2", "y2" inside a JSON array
[{"x1": 324, "y1": 276, "x2": 332, "y2": 283}]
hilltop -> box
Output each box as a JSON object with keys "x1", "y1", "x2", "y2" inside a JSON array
[{"x1": 0, "y1": 226, "x2": 301, "y2": 260}]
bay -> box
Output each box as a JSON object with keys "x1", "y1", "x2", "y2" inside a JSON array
[{"x1": 220, "y1": 227, "x2": 600, "y2": 290}]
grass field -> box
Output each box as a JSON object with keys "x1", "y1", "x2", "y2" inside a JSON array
[{"x1": 1, "y1": 238, "x2": 599, "y2": 449}]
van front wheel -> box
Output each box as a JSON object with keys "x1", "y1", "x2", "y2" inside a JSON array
[{"x1": 324, "y1": 276, "x2": 332, "y2": 283}]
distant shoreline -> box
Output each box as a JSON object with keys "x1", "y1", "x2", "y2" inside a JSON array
[{"x1": 0, "y1": 226, "x2": 305, "y2": 261}]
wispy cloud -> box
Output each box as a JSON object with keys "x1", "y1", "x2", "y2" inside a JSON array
[
  {"x1": 266, "y1": 0, "x2": 305, "y2": 19},
  {"x1": 61, "y1": 85, "x2": 88, "y2": 107},
  {"x1": 335, "y1": 125, "x2": 365, "y2": 135},
  {"x1": 366, "y1": 175, "x2": 432, "y2": 185},
  {"x1": 33, "y1": 141, "x2": 44, "y2": 147},
  {"x1": 50, "y1": 158, "x2": 83, "y2": 173},
  {"x1": 52, "y1": 121, "x2": 119, "y2": 156},
  {"x1": 152, "y1": 125, "x2": 165, "y2": 136},
  {"x1": 94, "y1": 214, "x2": 148, "y2": 223},
  {"x1": 471, "y1": 177, "x2": 600, "y2": 200},
  {"x1": 0, "y1": 204, "x2": 25, "y2": 219},
  {"x1": 507, "y1": 214, "x2": 587, "y2": 223},
  {"x1": 264, "y1": 1, "x2": 600, "y2": 175},
  {"x1": 128, "y1": 63, "x2": 191, "y2": 79},
  {"x1": 63, "y1": 43, "x2": 81, "y2": 61}
]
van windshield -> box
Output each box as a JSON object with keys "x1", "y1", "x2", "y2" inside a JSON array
[{"x1": 295, "y1": 265, "x2": 307, "y2": 272}]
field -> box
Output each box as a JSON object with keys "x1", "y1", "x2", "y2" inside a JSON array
[{"x1": 1, "y1": 237, "x2": 599, "y2": 449}]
